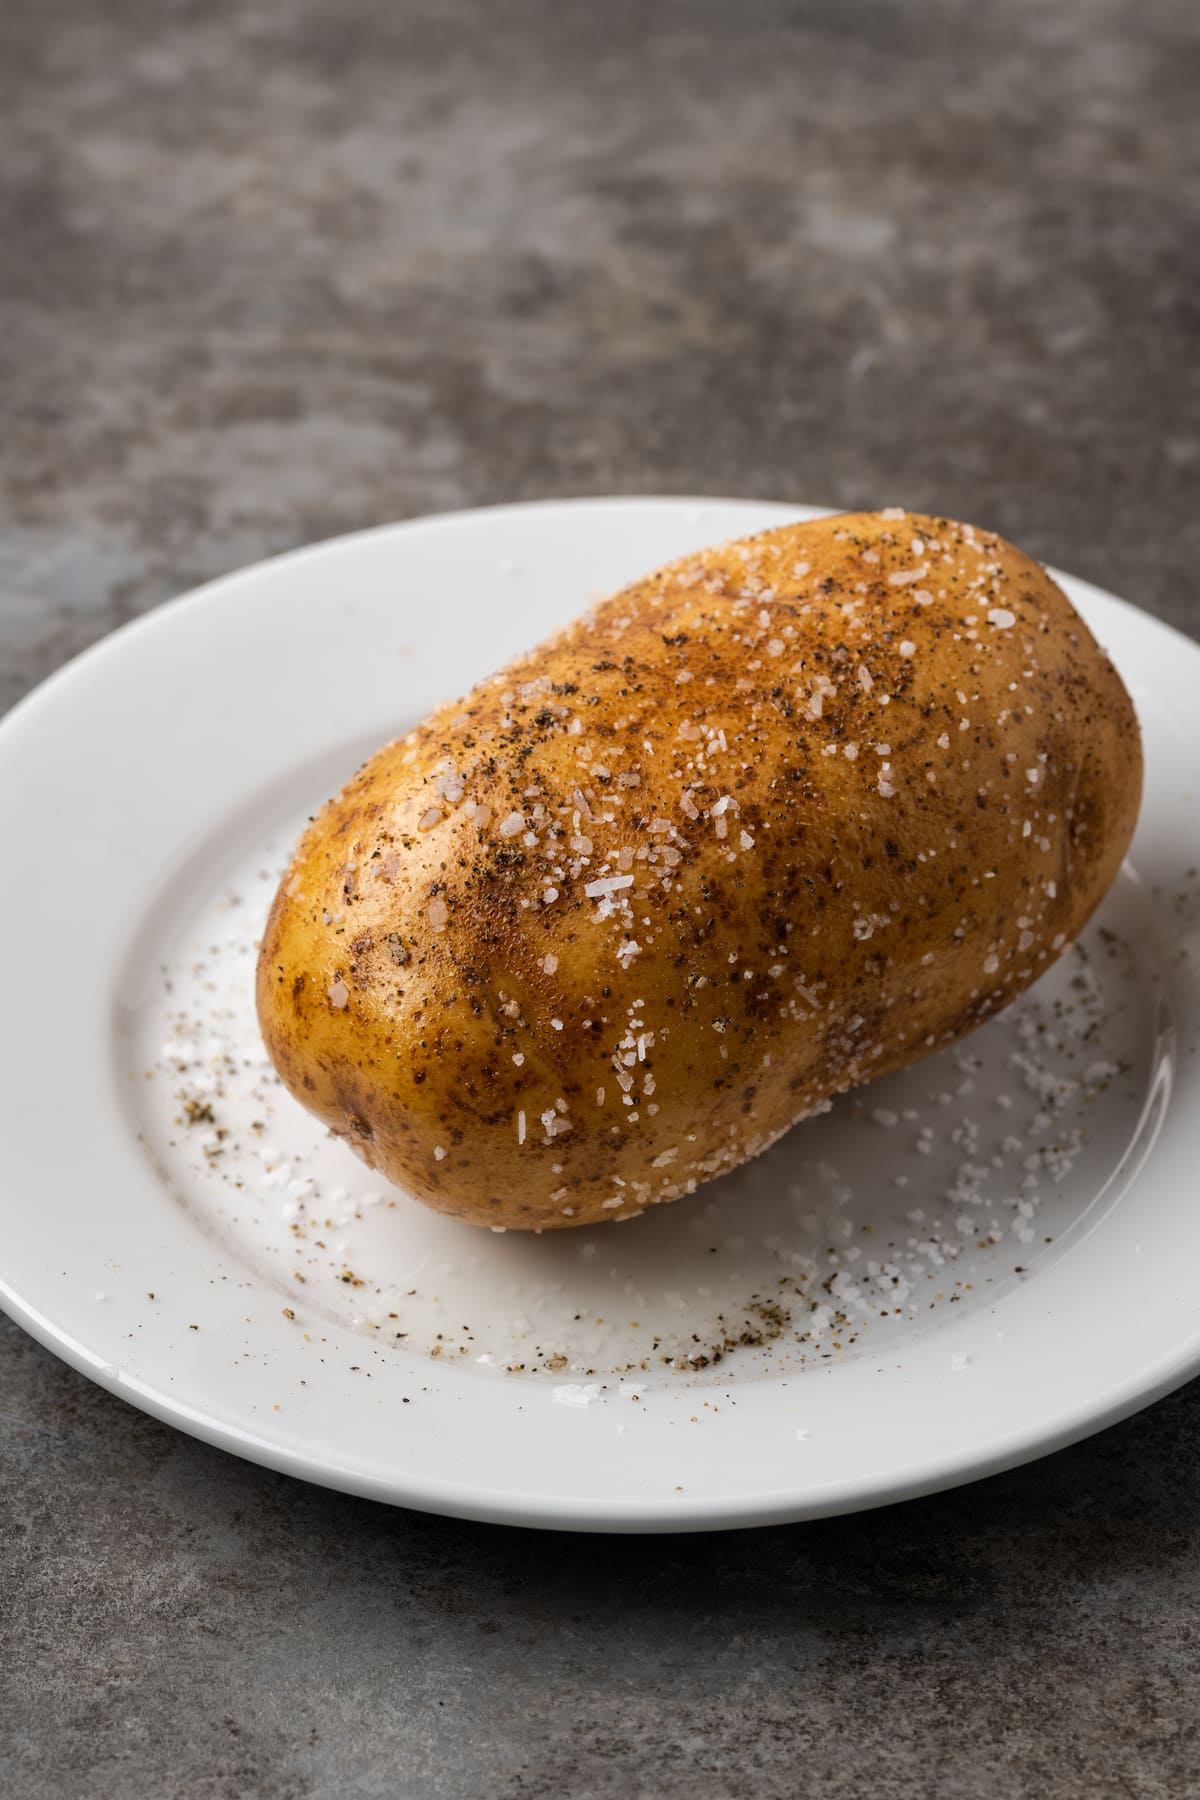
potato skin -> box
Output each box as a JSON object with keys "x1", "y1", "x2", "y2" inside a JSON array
[{"x1": 257, "y1": 511, "x2": 1141, "y2": 1230}]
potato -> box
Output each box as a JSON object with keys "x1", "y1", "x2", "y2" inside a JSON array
[{"x1": 257, "y1": 510, "x2": 1141, "y2": 1230}]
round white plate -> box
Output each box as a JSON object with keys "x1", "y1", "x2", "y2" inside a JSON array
[{"x1": 1, "y1": 497, "x2": 1198, "y2": 1533}]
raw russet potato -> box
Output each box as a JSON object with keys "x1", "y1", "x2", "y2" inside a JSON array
[{"x1": 257, "y1": 510, "x2": 1142, "y2": 1230}]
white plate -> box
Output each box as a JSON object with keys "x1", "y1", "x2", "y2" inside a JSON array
[{"x1": 1, "y1": 497, "x2": 1198, "y2": 1533}]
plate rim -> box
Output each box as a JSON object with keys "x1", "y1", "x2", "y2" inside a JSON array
[
  {"x1": 6, "y1": 1272, "x2": 1200, "y2": 1533},
  {"x1": 2, "y1": 491, "x2": 1191, "y2": 744}
]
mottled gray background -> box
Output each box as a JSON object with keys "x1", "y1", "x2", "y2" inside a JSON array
[{"x1": 3, "y1": 2, "x2": 1199, "y2": 1795}]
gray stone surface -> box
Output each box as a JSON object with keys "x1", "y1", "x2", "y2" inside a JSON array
[{"x1": 2, "y1": 1, "x2": 1199, "y2": 1794}]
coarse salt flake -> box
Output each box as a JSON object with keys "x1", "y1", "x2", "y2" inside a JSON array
[{"x1": 585, "y1": 875, "x2": 634, "y2": 898}]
